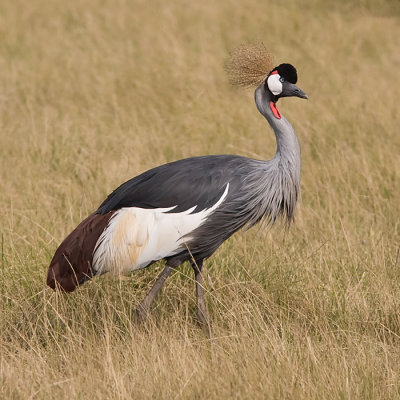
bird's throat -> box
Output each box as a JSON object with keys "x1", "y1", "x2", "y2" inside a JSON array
[{"x1": 269, "y1": 101, "x2": 281, "y2": 119}]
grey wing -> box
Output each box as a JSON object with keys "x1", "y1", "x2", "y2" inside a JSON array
[{"x1": 96, "y1": 155, "x2": 250, "y2": 215}]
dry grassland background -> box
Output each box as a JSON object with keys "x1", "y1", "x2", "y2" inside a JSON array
[{"x1": 1, "y1": 0, "x2": 400, "y2": 398}]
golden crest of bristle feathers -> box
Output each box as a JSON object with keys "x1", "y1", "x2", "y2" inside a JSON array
[{"x1": 225, "y1": 43, "x2": 274, "y2": 88}]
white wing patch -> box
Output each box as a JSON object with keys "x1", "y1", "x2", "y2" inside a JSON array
[{"x1": 92, "y1": 184, "x2": 229, "y2": 275}]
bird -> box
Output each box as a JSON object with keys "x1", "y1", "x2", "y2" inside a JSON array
[{"x1": 47, "y1": 44, "x2": 308, "y2": 330}]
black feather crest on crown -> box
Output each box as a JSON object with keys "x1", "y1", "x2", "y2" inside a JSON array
[{"x1": 273, "y1": 63, "x2": 298, "y2": 84}]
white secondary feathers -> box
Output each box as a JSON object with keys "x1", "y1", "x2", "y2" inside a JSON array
[
  {"x1": 92, "y1": 184, "x2": 229, "y2": 275},
  {"x1": 267, "y1": 74, "x2": 282, "y2": 96}
]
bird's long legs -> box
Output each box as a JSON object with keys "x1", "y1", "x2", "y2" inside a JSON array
[
  {"x1": 193, "y1": 260, "x2": 211, "y2": 336},
  {"x1": 135, "y1": 259, "x2": 211, "y2": 336},
  {"x1": 135, "y1": 263, "x2": 174, "y2": 323}
]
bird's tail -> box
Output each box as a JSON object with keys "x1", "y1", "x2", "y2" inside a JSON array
[{"x1": 47, "y1": 212, "x2": 114, "y2": 292}]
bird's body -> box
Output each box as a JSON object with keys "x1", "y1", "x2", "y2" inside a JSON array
[{"x1": 47, "y1": 52, "x2": 307, "y2": 330}]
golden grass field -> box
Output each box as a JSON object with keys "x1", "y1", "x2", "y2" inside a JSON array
[{"x1": 1, "y1": 0, "x2": 400, "y2": 398}]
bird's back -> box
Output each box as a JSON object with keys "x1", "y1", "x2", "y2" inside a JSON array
[{"x1": 97, "y1": 155, "x2": 251, "y2": 214}]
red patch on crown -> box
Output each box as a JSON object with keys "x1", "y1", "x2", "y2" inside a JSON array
[
  {"x1": 270, "y1": 101, "x2": 281, "y2": 119},
  {"x1": 270, "y1": 70, "x2": 278, "y2": 75}
]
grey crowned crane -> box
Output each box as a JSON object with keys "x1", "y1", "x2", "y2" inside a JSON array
[{"x1": 47, "y1": 45, "x2": 308, "y2": 329}]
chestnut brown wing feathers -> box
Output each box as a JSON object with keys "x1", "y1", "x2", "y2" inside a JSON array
[{"x1": 47, "y1": 212, "x2": 114, "y2": 292}]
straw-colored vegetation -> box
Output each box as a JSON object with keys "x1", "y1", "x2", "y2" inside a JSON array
[{"x1": 1, "y1": 0, "x2": 399, "y2": 398}]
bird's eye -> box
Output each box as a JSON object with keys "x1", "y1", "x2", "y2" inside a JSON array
[{"x1": 279, "y1": 77, "x2": 285, "y2": 83}]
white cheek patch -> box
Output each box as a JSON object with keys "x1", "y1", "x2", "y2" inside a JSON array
[{"x1": 267, "y1": 74, "x2": 283, "y2": 95}]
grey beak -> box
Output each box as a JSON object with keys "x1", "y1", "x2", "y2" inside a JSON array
[
  {"x1": 283, "y1": 82, "x2": 308, "y2": 99},
  {"x1": 294, "y1": 86, "x2": 308, "y2": 99}
]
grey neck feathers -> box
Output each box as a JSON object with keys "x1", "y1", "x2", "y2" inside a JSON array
[{"x1": 252, "y1": 83, "x2": 301, "y2": 222}]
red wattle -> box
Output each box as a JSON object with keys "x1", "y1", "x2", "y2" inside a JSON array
[{"x1": 269, "y1": 101, "x2": 281, "y2": 119}]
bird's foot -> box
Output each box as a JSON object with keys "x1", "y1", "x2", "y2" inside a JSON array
[
  {"x1": 197, "y1": 309, "x2": 212, "y2": 338},
  {"x1": 134, "y1": 303, "x2": 149, "y2": 325}
]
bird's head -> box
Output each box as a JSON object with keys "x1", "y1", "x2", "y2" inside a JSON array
[
  {"x1": 265, "y1": 63, "x2": 308, "y2": 102},
  {"x1": 225, "y1": 44, "x2": 308, "y2": 103}
]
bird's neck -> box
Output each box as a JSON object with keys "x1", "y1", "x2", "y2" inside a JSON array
[{"x1": 254, "y1": 84, "x2": 301, "y2": 170}]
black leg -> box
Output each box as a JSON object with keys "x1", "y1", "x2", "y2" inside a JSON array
[
  {"x1": 135, "y1": 263, "x2": 174, "y2": 323},
  {"x1": 192, "y1": 259, "x2": 211, "y2": 336}
]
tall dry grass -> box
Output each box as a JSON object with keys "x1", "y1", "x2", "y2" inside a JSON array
[{"x1": 1, "y1": 0, "x2": 400, "y2": 398}]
